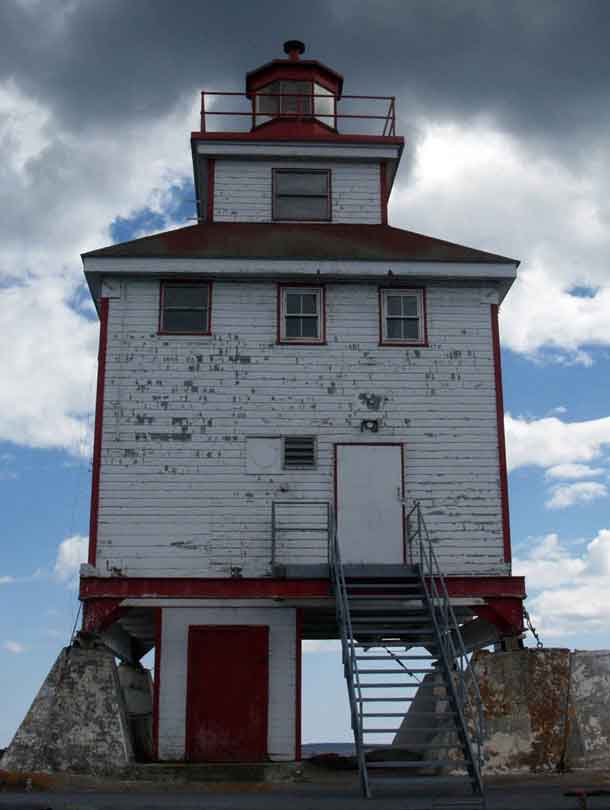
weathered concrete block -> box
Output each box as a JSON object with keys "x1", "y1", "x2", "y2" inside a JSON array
[
  {"x1": 566, "y1": 650, "x2": 610, "y2": 769},
  {"x1": 473, "y1": 648, "x2": 571, "y2": 773},
  {"x1": 0, "y1": 643, "x2": 133, "y2": 775}
]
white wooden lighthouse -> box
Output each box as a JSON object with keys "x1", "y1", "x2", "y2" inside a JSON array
[{"x1": 74, "y1": 41, "x2": 524, "y2": 795}]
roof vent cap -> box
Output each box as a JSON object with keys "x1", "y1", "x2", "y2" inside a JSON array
[{"x1": 283, "y1": 40, "x2": 306, "y2": 61}]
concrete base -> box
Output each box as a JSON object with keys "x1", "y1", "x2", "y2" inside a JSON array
[
  {"x1": 0, "y1": 640, "x2": 133, "y2": 775},
  {"x1": 419, "y1": 648, "x2": 610, "y2": 774}
]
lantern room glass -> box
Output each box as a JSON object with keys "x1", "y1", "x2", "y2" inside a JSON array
[{"x1": 254, "y1": 81, "x2": 336, "y2": 129}]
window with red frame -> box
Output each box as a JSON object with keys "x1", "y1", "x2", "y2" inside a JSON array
[
  {"x1": 279, "y1": 286, "x2": 324, "y2": 343},
  {"x1": 273, "y1": 170, "x2": 331, "y2": 222},
  {"x1": 160, "y1": 282, "x2": 211, "y2": 334},
  {"x1": 380, "y1": 288, "x2": 425, "y2": 344}
]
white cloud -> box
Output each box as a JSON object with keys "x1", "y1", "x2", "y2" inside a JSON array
[
  {"x1": 0, "y1": 78, "x2": 198, "y2": 455},
  {"x1": 0, "y1": 276, "x2": 97, "y2": 456},
  {"x1": 515, "y1": 529, "x2": 610, "y2": 637},
  {"x1": 0, "y1": 576, "x2": 15, "y2": 585},
  {"x1": 505, "y1": 413, "x2": 610, "y2": 472},
  {"x1": 391, "y1": 120, "x2": 610, "y2": 360},
  {"x1": 2, "y1": 641, "x2": 26, "y2": 654},
  {"x1": 546, "y1": 463, "x2": 606, "y2": 480},
  {"x1": 546, "y1": 480, "x2": 608, "y2": 510},
  {"x1": 54, "y1": 535, "x2": 88, "y2": 587}
]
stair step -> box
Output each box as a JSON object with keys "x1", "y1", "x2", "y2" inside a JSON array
[
  {"x1": 358, "y1": 656, "x2": 440, "y2": 676},
  {"x1": 366, "y1": 759, "x2": 468, "y2": 769},
  {"x1": 364, "y1": 727, "x2": 459, "y2": 734},
  {"x1": 366, "y1": 775, "x2": 475, "y2": 785},
  {"x1": 353, "y1": 628, "x2": 436, "y2": 635},
  {"x1": 356, "y1": 654, "x2": 438, "y2": 661},
  {"x1": 362, "y1": 711, "x2": 455, "y2": 718},
  {"x1": 351, "y1": 618, "x2": 435, "y2": 626},
  {"x1": 365, "y1": 743, "x2": 465, "y2": 751},
  {"x1": 357, "y1": 682, "x2": 447, "y2": 689}
]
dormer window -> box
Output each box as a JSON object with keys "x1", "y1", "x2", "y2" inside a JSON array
[
  {"x1": 273, "y1": 169, "x2": 331, "y2": 221},
  {"x1": 159, "y1": 281, "x2": 212, "y2": 335},
  {"x1": 379, "y1": 288, "x2": 427, "y2": 346},
  {"x1": 278, "y1": 285, "x2": 325, "y2": 344}
]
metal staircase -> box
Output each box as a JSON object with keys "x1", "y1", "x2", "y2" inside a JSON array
[{"x1": 330, "y1": 502, "x2": 485, "y2": 802}]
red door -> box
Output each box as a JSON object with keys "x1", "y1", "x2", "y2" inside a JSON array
[{"x1": 185, "y1": 625, "x2": 269, "y2": 762}]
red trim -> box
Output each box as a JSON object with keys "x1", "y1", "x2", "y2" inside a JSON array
[
  {"x1": 88, "y1": 297, "x2": 109, "y2": 567},
  {"x1": 295, "y1": 608, "x2": 302, "y2": 761},
  {"x1": 272, "y1": 168, "x2": 331, "y2": 222},
  {"x1": 192, "y1": 131, "x2": 403, "y2": 147},
  {"x1": 152, "y1": 607, "x2": 162, "y2": 760},
  {"x1": 334, "y1": 443, "x2": 406, "y2": 563},
  {"x1": 157, "y1": 279, "x2": 213, "y2": 336},
  {"x1": 475, "y1": 597, "x2": 524, "y2": 636},
  {"x1": 491, "y1": 304, "x2": 512, "y2": 563},
  {"x1": 277, "y1": 282, "x2": 327, "y2": 345},
  {"x1": 379, "y1": 163, "x2": 388, "y2": 225},
  {"x1": 206, "y1": 158, "x2": 214, "y2": 222},
  {"x1": 81, "y1": 597, "x2": 123, "y2": 633},
  {"x1": 378, "y1": 286, "x2": 428, "y2": 347},
  {"x1": 80, "y1": 577, "x2": 333, "y2": 600},
  {"x1": 79, "y1": 574, "x2": 525, "y2": 600}
]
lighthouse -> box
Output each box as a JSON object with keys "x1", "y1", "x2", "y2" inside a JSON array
[{"x1": 4, "y1": 42, "x2": 525, "y2": 798}]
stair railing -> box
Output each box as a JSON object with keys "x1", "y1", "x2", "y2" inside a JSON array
[
  {"x1": 406, "y1": 502, "x2": 486, "y2": 788},
  {"x1": 329, "y1": 506, "x2": 370, "y2": 798}
]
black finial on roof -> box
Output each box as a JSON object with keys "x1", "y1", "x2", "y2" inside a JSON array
[{"x1": 283, "y1": 40, "x2": 306, "y2": 60}]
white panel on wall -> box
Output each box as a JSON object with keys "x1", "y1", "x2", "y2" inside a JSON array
[{"x1": 246, "y1": 437, "x2": 282, "y2": 475}]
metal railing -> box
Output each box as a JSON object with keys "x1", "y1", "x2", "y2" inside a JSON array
[
  {"x1": 270, "y1": 500, "x2": 332, "y2": 572},
  {"x1": 328, "y1": 505, "x2": 370, "y2": 797},
  {"x1": 198, "y1": 91, "x2": 397, "y2": 137},
  {"x1": 406, "y1": 502, "x2": 486, "y2": 787}
]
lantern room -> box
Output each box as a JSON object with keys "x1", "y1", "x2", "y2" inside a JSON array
[{"x1": 246, "y1": 40, "x2": 342, "y2": 130}]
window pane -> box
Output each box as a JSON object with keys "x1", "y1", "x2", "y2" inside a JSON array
[
  {"x1": 314, "y1": 84, "x2": 335, "y2": 123},
  {"x1": 301, "y1": 317, "x2": 318, "y2": 338},
  {"x1": 386, "y1": 295, "x2": 402, "y2": 317},
  {"x1": 256, "y1": 82, "x2": 280, "y2": 115},
  {"x1": 286, "y1": 293, "x2": 301, "y2": 314},
  {"x1": 276, "y1": 172, "x2": 327, "y2": 195},
  {"x1": 285, "y1": 317, "x2": 300, "y2": 338},
  {"x1": 402, "y1": 296, "x2": 419, "y2": 317},
  {"x1": 163, "y1": 309, "x2": 206, "y2": 332},
  {"x1": 275, "y1": 195, "x2": 328, "y2": 220},
  {"x1": 301, "y1": 294, "x2": 317, "y2": 315},
  {"x1": 402, "y1": 318, "x2": 420, "y2": 340},
  {"x1": 386, "y1": 319, "x2": 402, "y2": 340},
  {"x1": 280, "y1": 81, "x2": 311, "y2": 114},
  {"x1": 164, "y1": 284, "x2": 208, "y2": 308}
]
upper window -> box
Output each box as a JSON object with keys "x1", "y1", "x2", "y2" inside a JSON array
[
  {"x1": 159, "y1": 282, "x2": 211, "y2": 334},
  {"x1": 380, "y1": 288, "x2": 426, "y2": 346},
  {"x1": 278, "y1": 285, "x2": 325, "y2": 344},
  {"x1": 273, "y1": 170, "x2": 331, "y2": 222}
]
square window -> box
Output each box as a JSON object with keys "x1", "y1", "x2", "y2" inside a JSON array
[
  {"x1": 279, "y1": 286, "x2": 324, "y2": 344},
  {"x1": 160, "y1": 282, "x2": 211, "y2": 334},
  {"x1": 380, "y1": 289, "x2": 425, "y2": 345},
  {"x1": 273, "y1": 169, "x2": 331, "y2": 222}
]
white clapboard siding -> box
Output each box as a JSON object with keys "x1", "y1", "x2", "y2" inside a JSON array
[
  {"x1": 159, "y1": 606, "x2": 296, "y2": 761},
  {"x1": 213, "y1": 159, "x2": 381, "y2": 223},
  {"x1": 95, "y1": 278, "x2": 508, "y2": 578}
]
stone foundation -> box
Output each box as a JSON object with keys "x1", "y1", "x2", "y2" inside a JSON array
[{"x1": 0, "y1": 641, "x2": 133, "y2": 774}]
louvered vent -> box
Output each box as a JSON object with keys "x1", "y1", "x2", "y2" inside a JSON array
[{"x1": 283, "y1": 436, "x2": 316, "y2": 468}]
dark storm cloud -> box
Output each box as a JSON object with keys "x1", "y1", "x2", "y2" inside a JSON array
[{"x1": 1, "y1": 0, "x2": 609, "y2": 144}]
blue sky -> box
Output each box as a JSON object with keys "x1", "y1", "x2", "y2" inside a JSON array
[{"x1": 2, "y1": 0, "x2": 610, "y2": 750}]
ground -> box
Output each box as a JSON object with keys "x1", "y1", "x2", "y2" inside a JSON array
[{"x1": 1, "y1": 770, "x2": 610, "y2": 809}]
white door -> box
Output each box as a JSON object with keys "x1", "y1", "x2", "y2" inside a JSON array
[{"x1": 335, "y1": 444, "x2": 405, "y2": 564}]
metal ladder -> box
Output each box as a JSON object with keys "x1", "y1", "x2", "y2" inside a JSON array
[{"x1": 330, "y1": 503, "x2": 485, "y2": 802}]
